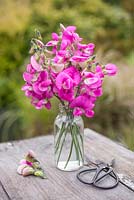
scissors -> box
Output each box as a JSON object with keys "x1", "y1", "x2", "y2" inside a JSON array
[{"x1": 77, "y1": 159, "x2": 119, "y2": 189}]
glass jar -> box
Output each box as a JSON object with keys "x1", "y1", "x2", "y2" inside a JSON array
[{"x1": 54, "y1": 104, "x2": 84, "y2": 171}]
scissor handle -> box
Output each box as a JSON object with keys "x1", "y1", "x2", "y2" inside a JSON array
[
  {"x1": 94, "y1": 169, "x2": 119, "y2": 189},
  {"x1": 77, "y1": 167, "x2": 119, "y2": 189},
  {"x1": 93, "y1": 166, "x2": 113, "y2": 183},
  {"x1": 77, "y1": 168, "x2": 97, "y2": 185}
]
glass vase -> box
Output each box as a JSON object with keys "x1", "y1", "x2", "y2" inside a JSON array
[{"x1": 54, "y1": 105, "x2": 84, "y2": 171}]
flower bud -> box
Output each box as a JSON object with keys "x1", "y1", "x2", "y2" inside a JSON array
[
  {"x1": 17, "y1": 164, "x2": 28, "y2": 175},
  {"x1": 105, "y1": 63, "x2": 117, "y2": 76},
  {"x1": 60, "y1": 23, "x2": 65, "y2": 31},
  {"x1": 22, "y1": 167, "x2": 34, "y2": 177},
  {"x1": 27, "y1": 150, "x2": 36, "y2": 158}
]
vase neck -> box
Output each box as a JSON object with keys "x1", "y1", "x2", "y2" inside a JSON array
[{"x1": 59, "y1": 103, "x2": 73, "y2": 120}]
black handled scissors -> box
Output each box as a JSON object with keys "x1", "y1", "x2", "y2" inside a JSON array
[{"x1": 77, "y1": 160, "x2": 119, "y2": 189}]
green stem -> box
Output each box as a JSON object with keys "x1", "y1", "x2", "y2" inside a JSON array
[
  {"x1": 74, "y1": 122, "x2": 83, "y2": 147},
  {"x1": 55, "y1": 122, "x2": 66, "y2": 153},
  {"x1": 70, "y1": 124, "x2": 80, "y2": 164},
  {"x1": 56, "y1": 124, "x2": 69, "y2": 165},
  {"x1": 64, "y1": 134, "x2": 74, "y2": 169},
  {"x1": 73, "y1": 123, "x2": 84, "y2": 162}
]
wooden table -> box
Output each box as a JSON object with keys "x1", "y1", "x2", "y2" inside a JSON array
[{"x1": 0, "y1": 129, "x2": 134, "y2": 200}]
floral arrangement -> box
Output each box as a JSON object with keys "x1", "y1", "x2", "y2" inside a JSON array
[
  {"x1": 22, "y1": 24, "x2": 117, "y2": 170},
  {"x1": 22, "y1": 24, "x2": 117, "y2": 118}
]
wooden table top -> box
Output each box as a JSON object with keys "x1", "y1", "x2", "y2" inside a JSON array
[{"x1": 0, "y1": 129, "x2": 134, "y2": 200}]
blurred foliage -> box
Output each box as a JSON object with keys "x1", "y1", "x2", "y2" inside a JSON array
[{"x1": 0, "y1": 0, "x2": 133, "y2": 150}]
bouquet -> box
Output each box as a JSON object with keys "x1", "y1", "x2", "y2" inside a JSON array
[{"x1": 22, "y1": 24, "x2": 117, "y2": 170}]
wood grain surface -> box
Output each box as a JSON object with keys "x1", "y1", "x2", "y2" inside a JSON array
[{"x1": 0, "y1": 128, "x2": 133, "y2": 200}]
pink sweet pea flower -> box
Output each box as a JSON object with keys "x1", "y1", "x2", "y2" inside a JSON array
[
  {"x1": 62, "y1": 25, "x2": 82, "y2": 46},
  {"x1": 105, "y1": 63, "x2": 117, "y2": 76},
  {"x1": 31, "y1": 98, "x2": 52, "y2": 110},
  {"x1": 56, "y1": 66, "x2": 80, "y2": 90},
  {"x1": 77, "y1": 43, "x2": 95, "y2": 57},
  {"x1": 55, "y1": 66, "x2": 81, "y2": 101},
  {"x1": 84, "y1": 72, "x2": 102, "y2": 89},
  {"x1": 22, "y1": 65, "x2": 53, "y2": 110},
  {"x1": 32, "y1": 71, "x2": 52, "y2": 97},
  {"x1": 70, "y1": 95, "x2": 95, "y2": 117}
]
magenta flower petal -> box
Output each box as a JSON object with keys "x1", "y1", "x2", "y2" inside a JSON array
[
  {"x1": 23, "y1": 72, "x2": 33, "y2": 84},
  {"x1": 34, "y1": 100, "x2": 45, "y2": 109},
  {"x1": 73, "y1": 108, "x2": 83, "y2": 116},
  {"x1": 105, "y1": 63, "x2": 117, "y2": 76},
  {"x1": 70, "y1": 95, "x2": 93, "y2": 110},
  {"x1": 93, "y1": 88, "x2": 103, "y2": 97},
  {"x1": 84, "y1": 72, "x2": 102, "y2": 89},
  {"x1": 32, "y1": 82, "x2": 42, "y2": 95},
  {"x1": 56, "y1": 72, "x2": 71, "y2": 90},
  {"x1": 64, "y1": 66, "x2": 81, "y2": 85},
  {"x1": 25, "y1": 90, "x2": 33, "y2": 97},
  {"x1": 52, "y1": 33, "x2": 59, "y2": 41},
  {"x1": 60, "y1": 40, "x2": 68, "y2": 50},
  {"x1": 45, "y1": 101, "x2": 51, "y2": 109},
  {"x1": 85, "y1": 110, "x2": 94, "y2": 118},
  {"x1": 46, "y1": 40, "x2": 58, "y2": 46},
  {"x1": 84, "y1": 77, "x2": 99, "y2": 85},
  {"x1": 88, "y1": 43, "x2": 95, "y2": 49},
  {"x1": 78, "y1": 43, "x2": 88, "y2": 49},
  {"x1": 66, "y1": 26, "x2": 76, "y2": 32},
  {"x1": 70, "y1": 95, "x2": 95, "y2": 117},
  {"x1": 70, "y1": 55, "x2": 88, "y2": 62},
  {"x1": 39, "y1": 80, "x2": 51, "y2": 91},
  {"x1": 96, "y1": 65, "x2": 104, "y2": 78},
  {"x1": 58, "y1": 89, "x2": 74, "y2": 102},
  {"x1": 21, "y1": 84, "x2": 32, "y2": 91},
  {"x1": 38, "y1": 71, "x2": 48, "y2": 81},
  {"x1": 31, "y1": 56, "x2": 42, "y2": 71},
  {"x1": 26, "y1": 64, "x2": 35, "y2": 74}
]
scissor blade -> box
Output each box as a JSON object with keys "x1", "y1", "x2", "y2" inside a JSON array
[{"x1": 117, "y1": 173, "x2": 134, "y2": 192}]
